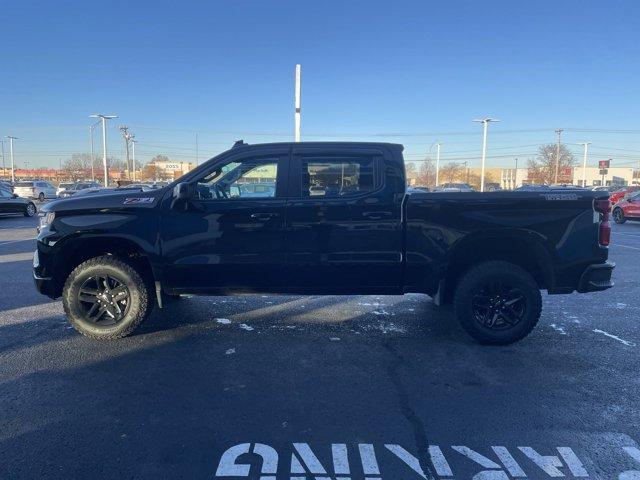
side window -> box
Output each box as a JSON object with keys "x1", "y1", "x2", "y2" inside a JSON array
[
  {"x1": 196, "y1": 158, "x2": 278, "y2": 200},
  {"x1": 301, "y1": 156, "x2": 376, "y2": 197},
  {"x1": 0, "y1": 189, "x2": 10, "y2": 198}
]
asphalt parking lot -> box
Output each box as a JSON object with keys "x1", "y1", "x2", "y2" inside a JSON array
[{"x1": 0, "y1": 210, "x2": 639, "y2": 479}]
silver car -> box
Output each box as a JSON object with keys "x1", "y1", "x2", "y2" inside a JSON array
[{"x1": 13, "y1": 180, "x2": 57, "y2": 201}]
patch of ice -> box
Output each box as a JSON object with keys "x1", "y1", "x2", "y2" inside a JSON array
[
  {"x1": 225, "y1": 348, "x2": 236, "y2": 355},
  {"x1": 550, "y1": 324, "x2": 567, "y2": 335},
  {"x1": 329, "y1": 337, "x2": 341, "y2": 341},
  {"x1": 372, "y1": 309, "x2": 390, "y2": 316},
  {"x1": 216, "y1": 318, "x2": 231, "y2": 325},
  {"x1": 239, "y1": 323, "x2": 254, "y2": 331}
]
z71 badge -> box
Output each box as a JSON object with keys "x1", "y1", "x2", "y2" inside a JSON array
[
  {"x1": 123, "y1": 197, "x2": 155, "y2": 205},
  {"x1": 540, "y1": 193, "x2": 579, "y2": 201}
]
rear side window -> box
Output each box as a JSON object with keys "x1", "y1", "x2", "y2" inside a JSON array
[
  {"x1": 301, "y1": 156, "x2": 376, "y2": 197},
  {"x1": 16, "y1": 182, "x2": 33, "y2": 187}
]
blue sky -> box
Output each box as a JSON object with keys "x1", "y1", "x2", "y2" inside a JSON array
[{"x1": 1, "y1": 0, "x2": 640, "y2": 169}]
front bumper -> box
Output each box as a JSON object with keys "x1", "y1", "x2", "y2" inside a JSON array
[
  {"x1": 577, "y1": 261, "x2": 615, "y2": 293},
  {"x1": 32, "y1": 244, "x2": 58, "y2": 298}
]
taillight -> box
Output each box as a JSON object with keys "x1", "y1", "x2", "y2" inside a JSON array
[{"x1": 594, "y1": 198, "x2": 611, "y2": 247}]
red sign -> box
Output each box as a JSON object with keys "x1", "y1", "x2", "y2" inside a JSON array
[{"x1": 599, "y1": 160, "x2": 611, "y2": 169}]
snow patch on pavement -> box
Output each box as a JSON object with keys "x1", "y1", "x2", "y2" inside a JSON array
[
  {"x1": 550, "y1": 324, "x2": 567, "y2": 335},
  {"x1": 239, "y1": 323, "x2": 254, "y2": 331},
  {"x1": 593, "y1": 329, "x2": 635, "y2": 347},
  {"x1": 216, "y1": 318, "x2": 231, "y2": 325}
]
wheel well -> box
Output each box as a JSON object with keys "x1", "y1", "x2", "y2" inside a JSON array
[
  {"x1": 53, "y1": 237, "x2": 154, "y2": 297},
  {"x1": 442, "y1": 236, "x2": 552, "y2": 304}
]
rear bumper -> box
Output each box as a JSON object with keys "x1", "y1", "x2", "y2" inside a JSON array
[{"x1": 577, "y1": 261, "x2": 615, "y2": 293}]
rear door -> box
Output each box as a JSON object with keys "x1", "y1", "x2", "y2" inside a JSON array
[
  {"x1": 160, "y1": 147, "x2": 290, "y2": 292},
  {"x1": 284, "y1": 145, "x2": 404, "y2": 292}
]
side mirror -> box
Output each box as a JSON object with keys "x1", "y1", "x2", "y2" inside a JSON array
[
  {"x1": 173, "y1": 182, "x2": 194, "y2": 200},
  {"x1": 171, "y1": 182, "x2": 195, "y2": 210},
  {"x1": 12, "y1": 193, "x2": 18, "y2": 198}
]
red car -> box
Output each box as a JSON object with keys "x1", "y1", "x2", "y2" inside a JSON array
[
  {"x1": 610, "y1": 185, "x2": 640, "y2": 204},
  {"x1": 612, "y1": 191, "x2": 640, "y2": 223}
]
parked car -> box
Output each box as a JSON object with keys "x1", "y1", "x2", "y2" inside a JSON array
[
  {"x1": 433, "y1": 183, "x2": 475, "y2": 192},
  {"x1": 14, "y1": 180, "x2": 56, "y2": 201},
  {"x1": 57, "y1": 182, "x2": 101, "y2": 198},
  {"x1": 34, "y1": 141, "x2": 614, "y2": 344},
  {"x1": 0, "y1": 180, "x2": 14, "y2": 193},
  {"x1": 66, "y1": 185, "x2": 152, "y2": 198},
  {"x1": 0, "y1": 188, "x2": 37, "y2": 217},
  {"x1": 591, "y1": 186, "x2": 610, "y2": 192},
  {"x1": 612, "y1": 191, "x2": 640, "y2": 224},
  {"x1": 56, "y1": 182, "x2": 74, "y2": 197},
  {"x1": 610, "y1": 186, "x2": 640, "y2": 204}
]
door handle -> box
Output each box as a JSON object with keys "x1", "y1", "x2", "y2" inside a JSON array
[
  {"x1": 250, "y1": 212, "x2": 278, "y2": 220},
  {"x1": 362, "y1": 211, "x2": 392, "y2": 220}
]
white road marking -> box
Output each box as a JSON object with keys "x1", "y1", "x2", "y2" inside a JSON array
[
  {"x1": 614, "y1": 232, "x2": 640, "y2": 238},
  {"x1": 492, "y1": 446, "x2": 526, "y2": 477},
  {"x1": 358, "y1": 443, "x2": 381, "y2": 476},
  {"x1": 385, "y1": 444, "x2": 427, "y2": 479},
  {"x1": 558, "y1": 447, "x2": 589, "y2": 477},
  {"x1": 428, "y1": 445, "x2": 453, "y2": 477},
  {"x1": 518, "y1": 447, "x2": 565, "y2": 477},
  {"x1": 593, "y1": 329, "x2": 636, "y2": 346},
  {"x1": 612, "y1": 243, "x2": 640, "y2": 251},
  {"x1": 550, "y1": 324, "x2": 567, "y2": 335},
  {"x1": 0, "y1": 238, "x2": 35, "y2": 246},
  {"x1": 452, "y1": 446, "x2": 501, "y2": 469}
]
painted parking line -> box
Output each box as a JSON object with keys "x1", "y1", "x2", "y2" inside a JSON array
[
  {"x1": 0, "y1": 238, "x2": 36, "y2": 247},
  {"x1": 614, "y1": 232, "x2": 640, "y2": 238},
  {"x1": 611, "y1": 243, "x2": 640, "y2": 251}
]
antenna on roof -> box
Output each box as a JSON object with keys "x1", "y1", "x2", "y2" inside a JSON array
[{"x1": 232, "y1": 140, "x2": 246, "y2": 148}]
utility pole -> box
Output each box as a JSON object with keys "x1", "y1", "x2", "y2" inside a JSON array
[
  {"x1": 514, "y1": 157, "x2": 519, "y2": 189},
  {"x1": 5, "y1": 136, "x2": 18, "y2": 183},
  {"x1": 435, "y1": 143, "x2": 442, "y2": 186},
  {"x1": 90, "y1": 114, "x2": 118, "y2": 187},
  {"x1": 554, "y1": 128, "x2": 564, "y2": 184},
  {"x1": 464, "y1": 160, "x2": 469, "y2": 183},
  {"x1": 473, "y1": 117, "x2": 500, "y2": 192},
  {"x1": 89, "y1": 121, "x2": 100, "y2": 182},
  {"x1": 119, "y1": 125, "x2": 131, "y2": 180},
  {"x1": 294, "y1": 64, "x2": 302, "y2": 142},
  {"x1": 578, "y1": 142, "x2": 590, "y2": 188}
]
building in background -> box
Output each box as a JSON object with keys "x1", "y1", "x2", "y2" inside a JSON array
[
  {"x1": 146, "y1": 160, "x2": 195, "y2": 180},
  {"x1": 500, "y1": 168, "x2": 528, "y2": 189},
  {"x1": 575, "y1": 166, "x2": 635, "y2": 188}
]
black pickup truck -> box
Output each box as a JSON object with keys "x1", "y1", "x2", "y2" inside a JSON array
[{"x1": 34, "y1": 141, "x2": 614, "y2": 344}]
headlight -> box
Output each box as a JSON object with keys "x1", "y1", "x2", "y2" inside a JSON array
[{"x1": 39, "y1": 211, "x2": 55, "y2": 228}]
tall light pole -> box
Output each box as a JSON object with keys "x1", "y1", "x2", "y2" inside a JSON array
[
  {"x1": 435, "y1": 142, "x2": 442, "y2": 186},
  {"x1": 473, "y1": 118, "x2": 500, "y2": 192},
  {"x1": 119, "y1": 125, "x2": 132, "y2": 180},
  {"x1": 554, "y1": 128, "x2": 564, "y2": 184},
  {"x1": 131, "y1": 137, "x2": 136, "y2": 182},
  {"x1": 578, "y1": 142, "x2": 590, "y2": 187},
  {"x1": 89, "y1": 120, "x2": 100, "y2": 182},
  {"x1": 1, "y1": 140, "x2": 5, "y2": 179},
  {"x1": 90, "y1": 114, "x2": 118, "y2": 187},
  {"x1": 294, "y1": 64, "x2": 302, "y2": 142},
  {"x1": 5, "y1": 136, "x2": 18, "y2": 183}
]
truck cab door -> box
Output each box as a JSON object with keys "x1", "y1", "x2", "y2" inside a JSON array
[
  {"x1": 284, "y1": 145, "x2": 404, "y2": 293},
  {"x1": 160, "y1": 148, "x2": 290, "y2": 293}
]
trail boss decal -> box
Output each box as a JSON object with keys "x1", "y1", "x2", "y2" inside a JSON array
[
  {"x1": 123, "y1": 197, "x2": 154, "y2": 205},
  {"x1": 540, "y1": 193, "x2": 580, "y2": 201},
  {"x1": 214, "y1": 443, "x2": 640, "y2": 479}
]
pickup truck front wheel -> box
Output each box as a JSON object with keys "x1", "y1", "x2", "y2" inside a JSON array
[
  {"x1": 454, "y1": 261, "x2": 542, "y2": 345},
  {"x1": 62, "y1": 256, "x2": 151, "y2": 340}
]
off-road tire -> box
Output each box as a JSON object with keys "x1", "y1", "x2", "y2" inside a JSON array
[
  {"x1": 454, "y1": 260, "x2": 542, "y2": 345},
  {"x1": 613, "y1": 207, "x2": 626, "y2": 224},
  {"x1": 62, "y1": 255, "x2": 152, "y2": 340}
]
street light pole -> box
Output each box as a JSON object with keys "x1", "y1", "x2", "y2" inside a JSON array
[
  {"x1": 89, "y1": 121, "x2": 100, "y2": 182},
  {"x1": 473, "y1": 118, "x2": 500, "y2": 192},
  {"x1": 90, "y1": 114, "x2": 118, "y2": 187},
  {"x1": 1, "y1": 140, "x2": 5, "y2": 179},
  {"x1": 579, "y1": 142, "x2": 590, "y2": 188},
  {"x1": 5, "y1": 136, "x2": 18, "y2": 183},
  {"x1": 131, "y1": 137, "x2": 136, "y2": 182},
  {"x1": 435, "y1": 143, "x2": 442, "y2": 187},
  {"x1": 294, "y1": 64, "x2": 302, "y2": 142},
  {"x1": 554, "y1": 128, "x2": 564, "y2": 184}
]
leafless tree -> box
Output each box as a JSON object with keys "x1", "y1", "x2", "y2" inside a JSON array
[{"x1": 527, "y1": 144, "x2": 576, "y2": 185}]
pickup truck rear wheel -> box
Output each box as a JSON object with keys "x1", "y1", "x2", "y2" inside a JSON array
[
  {"x1": 62, "y1": 255, "x2": 151, "y2": 340},
  {"x1": 454, "y1": 261, "x2": 542, "y2": 345}
]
